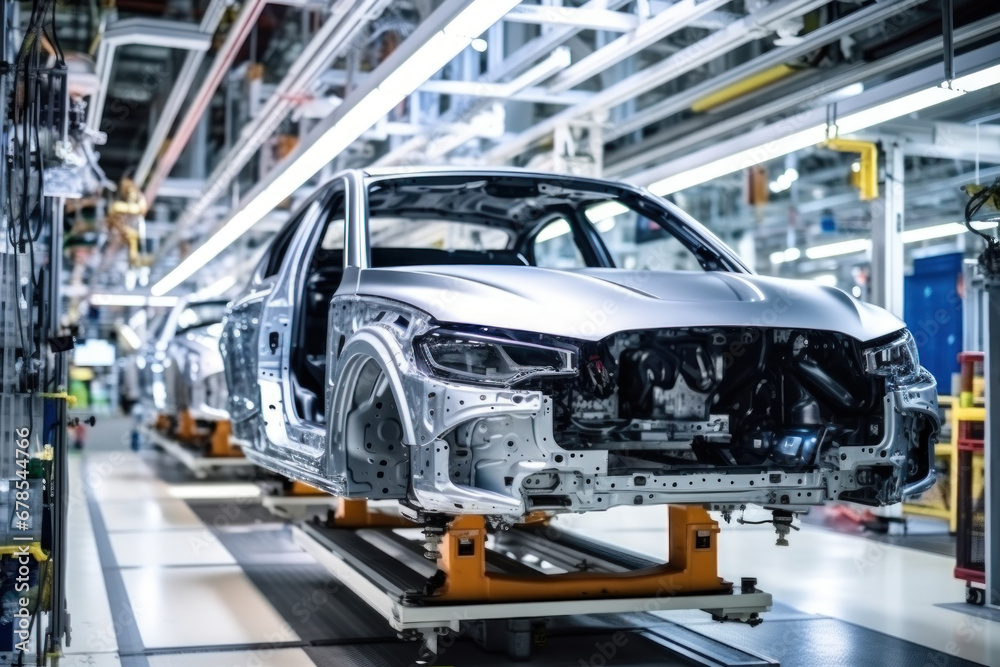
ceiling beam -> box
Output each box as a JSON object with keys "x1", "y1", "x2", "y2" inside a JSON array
[
  {"x1": 483, "y1": 0, "x2": 829, "y2": 164},
  {"x1": 88, "y1": 18, "x2": 212, "y2": 132},
  {"x1": 154, "y1": 0, "x2": 394, "y2": 260},
  {"x1": 603, "y1": 0, "x2": 925, "y2": 144},
  {"x1": 546, "y1": 0, "x2": 732, "y2": 93},
  {"x1": 317, "y1": 68, "x2": 592, "y2": 105},
  {"x1": 604, "y1": 11, "x2": 1000, "y2": 178},
  {"x1": 625, "y1": 44, "x2": 1000, "y2": 191},
  {"x1": 132, "y1": 0, "x2": 229, "y2": 185},
  {"x1": 143, "y1": 0, "x2": 268, "y2": 203},
  {"x1": 502, "y1": 5, "x2": 638, "y2": 32}
]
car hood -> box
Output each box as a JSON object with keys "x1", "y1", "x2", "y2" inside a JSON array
[{"x1": 356, "y1": 266, "x2": 904, "y2": 343}]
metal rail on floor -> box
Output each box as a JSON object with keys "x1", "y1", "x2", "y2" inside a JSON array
[
  {"x1": 292, "y1": 519, "x2": 774, "y2": 663},
  {"x1": 141, "y1": 425, "x2": 254, "y2": 479},
  {"x1": 261, "y1": 493, "x2": 340, "y2": 520}
]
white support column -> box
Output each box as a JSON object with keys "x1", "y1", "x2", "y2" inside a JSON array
[
  {"x1": 871, "y1": 142, "x2": 905, "y2": 318},
  {"x1": 869, "y1": 142, "x2": 906, "y2": 522}
]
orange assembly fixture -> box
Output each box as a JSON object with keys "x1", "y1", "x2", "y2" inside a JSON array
[
  {"x1": 432, "y1": 505, "x2": 732, "y2": 603},
  {"x1": 208, "y1": 420, "x2": 241, "y2": 458},
  {"x1": 176, "y1": 410, "x2": 199, "y2": 442}
]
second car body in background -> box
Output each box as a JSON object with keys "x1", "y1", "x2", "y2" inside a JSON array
[{"x1": 136, "y1": 298, "x2": 230, "y2": 423}]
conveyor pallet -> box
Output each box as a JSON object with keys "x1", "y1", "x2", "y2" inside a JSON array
[
  {"x1": 261, "y1": 493, "x2": 340, "y2": 520},
  {"x1": 292, "y1": 519, "x2": 773, "y2": 663},
  {"x1": 141, "y1": 425, "x2": 254, "y2": 479}
]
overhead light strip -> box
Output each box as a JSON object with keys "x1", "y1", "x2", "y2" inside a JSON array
[
  {"x1": 804, "y1": 238, "x2": 872, "y2": 260},
  {"x1": 648, "y1": 64, "x2": 1000, "y2": 197},
  {"x1": 89, "y1": 294, "x2": 180, "y2": 307},
  {"x1": 152, "y1": 0, "x2": 519, "y2": 296},
  {"x1": 192, "y1": 274, "x2": 239, "y2": 300},
  {"x1": 770, "y1": 220, "x2": 999, "y2": 263}
]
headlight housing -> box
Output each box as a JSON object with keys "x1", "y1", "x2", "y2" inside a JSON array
[
  {"x1": 418, "y1": 330, "x2": 577, "y2": 386},
  {"x1": 863, "y1": 330, "x2": 920, "y2": 383}
]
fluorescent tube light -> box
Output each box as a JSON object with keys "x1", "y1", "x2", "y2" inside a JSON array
[
  {"x1": 769, "y1": 247, "x2": 801, "y2": 264},
  {"x1": 772, "y1": 220, "x2": 998, "y2": 264},
  {"x1": 127, "y1": 310, "x2": 146, "y2": 330},
  {"x1": 646, "y1": 62, "x2": 1000, "y2": 197},
  {"x1": 586, "y1": 201, "x2": 629, "y2": 223},
  {"x1": 901, "y1": 220, "x2": 998, "y2": 243},
  {"x1": 950, "y1": 63, "x2": 1000, "y2": 92},
  {"x1": 596, "y1": 218, "x2": 616, "y2": 233},
  {"x1": 805, "y1": 238, "x2": 871, "y2": 260},
  {"x1": 445, "y1": 1, "x2": 516, "y2": 38},
  {"x1": 835, "y1": 86, "x2": 964, "y2": 135},
  {"x1": 536, "y1": 219, "x2": 572, "y2": 243},
  {"x1": 152, "y1": 0, "x2": 519, "y2": 296},
  {"x1": 193, "y1": 274, "x2": 239, "y2": 300},
  {"x1": 90, "y1": 294, "x2": 179, "y2": 307},
  {"x1": 902, "y1": 222, "x2": 967, "y2": 243},
  {"x1": 769, "y1": 167, "x2": 800, "y2": 193},
  {"x1": 117, "y1": 324, "x2": 142, "y2": 351},
  {"x1": 649, "y1": 126, "x2": 827, "y2": 196}
]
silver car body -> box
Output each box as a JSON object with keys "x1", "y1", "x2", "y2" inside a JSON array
[
  {"x1": 221, "y1": 169, "x2": 939, "y2": 525},
  {"x1": 137, "y1": 298, "x2": 229, "y2": 422}
]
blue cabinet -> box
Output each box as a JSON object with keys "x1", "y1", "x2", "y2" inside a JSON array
[{"x1": 904, "y1": 253, "x2": 964, "y2": 391}]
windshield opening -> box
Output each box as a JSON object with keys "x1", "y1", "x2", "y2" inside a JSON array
[{"x1": 364, "y1": 173, "x2": 741, "y2": 272}]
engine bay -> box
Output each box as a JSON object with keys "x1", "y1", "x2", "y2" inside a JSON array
[{"x1": 546, "y1": 327, "x2": 886, "y2": 475}]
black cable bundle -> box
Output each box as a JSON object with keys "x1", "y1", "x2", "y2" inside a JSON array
[
  {"x1": 8, "y1": 0, "x2": 65, "y2": 248},
  {"x1": 4, "y1": 0, "x2": 65, "y2": 393},
  {"x1": 1, "y1": 5, "x2": 69, "y2": 651}
]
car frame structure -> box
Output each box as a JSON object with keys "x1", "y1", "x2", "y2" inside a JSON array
[
  {"x1": 221, "y1": 168, "x2": 940, "y2": 530},
  {"x1": 137, "y1": 297, "x2": 230, "y2": 428}
]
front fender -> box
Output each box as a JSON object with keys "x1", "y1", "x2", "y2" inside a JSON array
[{"x1": 328, "y1": 327, "x2": 419, "y2": 449}]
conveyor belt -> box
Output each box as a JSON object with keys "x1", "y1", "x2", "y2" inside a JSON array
[
  {"x1": 304, "y1": 522, "x2": 432, "y2": 594},
  {"x1": 212, "y1": 525, "x2": 392, "y2": 642},
  {"x1": 183, "y1": 498, "x2": 985, "y2": 667}
]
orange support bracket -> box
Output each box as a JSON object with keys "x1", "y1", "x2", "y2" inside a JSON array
[
  {"x1": 208, "y1": 420, "x2": 241, "y2": 458},
  {"x1": 154, "y1": 414, "x2": 172, "y2": 433},
  {"x1": 430, "y1": 505, "x2": 731, "y2": 603},
  {"x1": 288, "y1": 480, "x2": 327, "y2": 496},
  {"x1": 326, "y1": 498, "x2": 415, "y2": 529},
  {"x1": 176, "y1": 409, "x2": 199, "y2": 442}
]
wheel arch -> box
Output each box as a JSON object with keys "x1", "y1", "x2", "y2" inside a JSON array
[{"x1": 328, "y1": 326, "x2": 418, "y2": 452}]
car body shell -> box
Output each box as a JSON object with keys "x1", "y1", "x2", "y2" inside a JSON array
[
  {"x1": 221, "y1": 168, "x2": 939, "y2": 524},
  {"x1": 137, "y1": 298, "x2": 229, "y2": 423}
]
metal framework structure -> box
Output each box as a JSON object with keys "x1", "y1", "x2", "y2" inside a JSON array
[
  {"x1": 49, "y1": 0, "x2": 994, "y2": 298},
  {"x1": 8, "y1": 0, "x2": 993, "y2": 653}
]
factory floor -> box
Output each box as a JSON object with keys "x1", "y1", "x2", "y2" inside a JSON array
[{"x1": 60, "y1": 417, "x2": 999, "y2": 666}]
